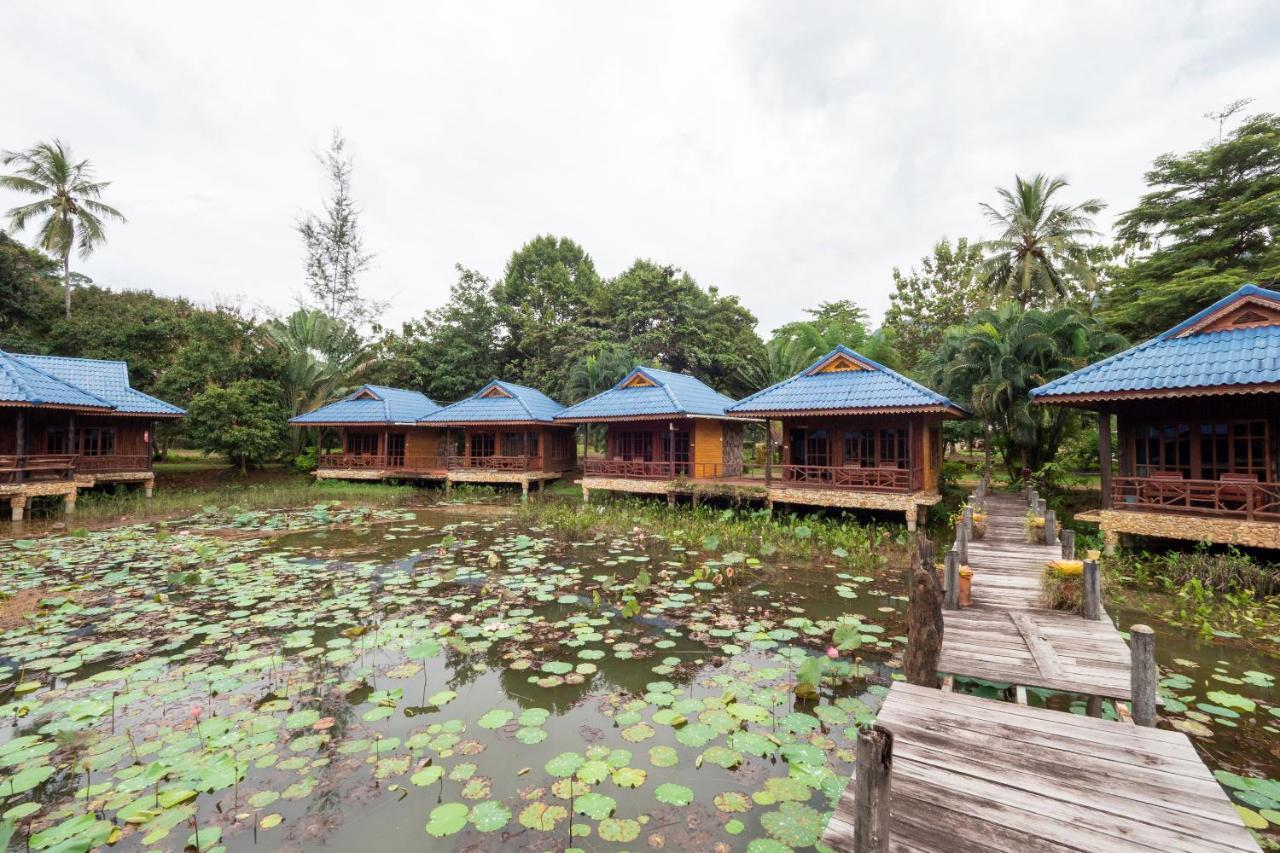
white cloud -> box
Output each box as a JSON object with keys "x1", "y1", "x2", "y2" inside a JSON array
[{"x1": 2, "y1": 1, "x2": 1277, "y2": 334}]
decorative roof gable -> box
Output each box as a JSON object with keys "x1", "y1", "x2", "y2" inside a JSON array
[
  {"x1": 420, "y1": 380, "x2": 566, "y2": 424},
  {"x1": 728, "y1": 345, "x2": 964, "y2": 417},
  {"x1": 290, "y1": 384, "x2": 441, "y2": 425},
  {"x1": 1032, "y1": 284, "x2": 1280, "y2": 404},
  {"x1": 555, "y1": 366, "x2": 738, "y2": 421}
]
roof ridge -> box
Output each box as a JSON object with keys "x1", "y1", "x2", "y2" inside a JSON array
[
  {"x1": 648, "y1": 369, "x2": 685, "y2": 412},
  {"x1": 500, "y1": 381, "x2": 538, "y2": 421},
  {"x1": 0, "y1": 351, "x2": 36, "y2": 402},
  {"x1": 4, "y1": 350, "x2": 115, "y2": 408}
]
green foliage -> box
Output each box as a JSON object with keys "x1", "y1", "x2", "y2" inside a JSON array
[
  {"x1": 492, "y1": 234, "x2": 601, "y2": 390},
  {"x1": 932, "y1": 303, "x2": 1125, "y2": 477},
  {"x1": 1, "y1": 139, "x2": 125, "y2": 319},
  {"x1": 0, "y1": 231, "x2": 59, "y2": 348},
  {"x1": 978, "y1": 173, "x2": 1105, "y2": 308},
  {"x1": 564, "y1": 343, "x2": 633, "y2": 403},
  {"x1": 375, "y1": 265, "x2": 503, "y2": 401},
  {"x1": 1102, "y1": 112, "x2": 1280, "y2": 339},
  {"x1": 884, "y1": 237, "x2": 989, "y2": 370},
  {"x1": 186, "y1": 379, "x2": 289, "y2": 473}
]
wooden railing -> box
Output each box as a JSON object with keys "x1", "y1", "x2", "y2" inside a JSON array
[
  {"x1": 1112, "y1": 476, "x2": 1280, "y2": 521},
  {"x1": 0, "y1": 454, "x2": 79, "y2": 483},
  {"x1": 318, "y1": 454, "x2": 446, "y2": 472},
  {"x1": 583, "y1": 459, "x2": 690, "y2": 479},
  {"x1": 77, "y1": 454, "x2": 152, "y2": 473},
  {"x1": 778, "y1": 464, "x2": 912, "y2": 492},
  {"x1": 444, "y1": 455, "x2": 539, "y2": 471}
]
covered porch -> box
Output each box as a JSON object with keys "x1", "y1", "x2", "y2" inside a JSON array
[{"x1": 1085, "y1": 396, "x2": 1280, "y2": 550}]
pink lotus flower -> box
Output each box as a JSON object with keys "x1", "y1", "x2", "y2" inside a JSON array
[
  {"x1": 189, "y1": 705, "x2": 203, "y2": 720},
  {"x1": 826, "y1": 647, "x2": 839, "y2": 660}
]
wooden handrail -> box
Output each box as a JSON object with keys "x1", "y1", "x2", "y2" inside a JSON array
[
  {"x1": 778, "y1": 464, "x2": 912, "y2": 493},
  {"x1": 1112, "y1": 475, "x2": 1280, "y2": 521}
]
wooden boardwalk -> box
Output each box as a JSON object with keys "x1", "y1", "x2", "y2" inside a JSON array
[
  {"x1": 938, "y1": 492, "x2": 1134, "y2": 700},
  {"x1": 823, "y1": 682, "x2": 1260, "y2": 852}
]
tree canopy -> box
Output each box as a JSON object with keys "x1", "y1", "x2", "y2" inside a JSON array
[{"x1": 1101, "y1": 112, "x2": 1280, "y2": 339}]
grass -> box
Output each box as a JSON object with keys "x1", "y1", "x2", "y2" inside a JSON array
[
  {"x1": 41, "y1": 469, "x2": 430, "y2": 527},
  {"x1": 519, "y1": 492, "x2": 911, "y2": 568}
]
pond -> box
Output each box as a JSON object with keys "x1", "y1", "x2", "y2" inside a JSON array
[{"x1": 0, "y1": 501, "x2": 1276, "y2": 851}]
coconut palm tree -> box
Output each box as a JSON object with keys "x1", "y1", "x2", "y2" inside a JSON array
[
  {"x1": 1, "y1": 140, "x2": 125, "y2": 318},
  {"x1": 564, "y1": 344, "x2": 634, "y2": 403},
  {"x1": 736, "y1": 336, "x2": 817, "y2": 392},
  {"x1": 979, "y1": 174, "x2": 1104, "y2": 308}
]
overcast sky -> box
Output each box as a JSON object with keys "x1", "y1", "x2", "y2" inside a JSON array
[{"x1": 3, "y1": 2, "x2": 1278, "y2": 334}]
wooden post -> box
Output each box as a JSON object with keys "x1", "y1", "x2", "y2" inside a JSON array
[
  {"x1": 904, "y1": 550, "x2": 943, "y2": 687},
  {"x1": 943, "y1": 549, "x2": 960, "y2": 610},
  {"x1": 15, "y1": 412, "x2": 24, "y2": 483},
  {"x1": 1036, "y1": 498, "x2": 1046, "y2": 516},
  {"x1": 1027, "y1": 483, "x2": 1034, "y2": 505},
  {"x1": 1082, "y1": 560, "x2": 1101, "y2": 620},
  {"x1": 961, "y1": 505, "x2": 973, "y2": 527},
  {"x1": 956, "y1": 522, "x2": 968, "y2": 566},
  {"x1": 1060, "y1": 529, "x2": 1075, "y2": 560},
  {"x1": 1043, "y1": 509, "x2": 1056, "y2": 546},
  {"x1": 764, "y1": 420, "x2": 773, "y2": 487},
  {"x1": 1130, "y1": 624, "x2": 1157, "y2": 727},
  {"x1": 1086, "y1": 695, "x2": 1103, "y2": 718},
  {"x1": 1098, "y1": 411, "x2": 1113, "y2": 510},
  {"x1": 853, "y1": 725, "x2": 893, "y2": 853}
]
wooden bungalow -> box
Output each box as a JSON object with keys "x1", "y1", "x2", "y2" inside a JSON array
[
  {"x1": 727, "y1": 345, "x2": 967, "y2": 529},
  {"x1": 555, "y1": 366, "x2": 757, "y2": 502},
  {"x1": 1032, "y1": 283, "x2": 1280, "y2": 552},
  {"x1": 1, "y1": 350, "x2": 184, "y2": 520},
  {"x1": 290, "y1": 384, "x2": 445, "y2": 481},
  {"x1": 420, "y1": 380, "x2": 575, "y2": 496}
]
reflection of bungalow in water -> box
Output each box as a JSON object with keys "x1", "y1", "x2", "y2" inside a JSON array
[
  {"x1": 1033, "y1": 284, "x2": 1280, "y2": 552},
  {"x1": 290, "y1": 384, "x2": 446, "y2": 481},
  {"x1": 727, "y1": 345, "x2": 966, "y2": 530},
  {"x1": 1, "y1": 350, "x2": 185, "y2": 521},
  {"x1": 555, "y1": 366, "x2": 758, "y2": 502},
  {"x1": 420, "y1": 380, "x2": 576, "y2": 497}
]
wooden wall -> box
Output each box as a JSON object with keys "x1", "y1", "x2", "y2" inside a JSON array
[
  {"x1": 693, "y1": 419, "x2": 723, "y2": 475},
  {"x1": 0, "y1": 411, "x2": 151, "y2": 457},
  {"x1": 403, "y1": 427, "x2": 439, "y2": 463}
]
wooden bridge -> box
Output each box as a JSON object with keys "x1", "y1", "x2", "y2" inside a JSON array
[{"x1": 823, "y1": 487, "x2": 1260, "y2": 852}]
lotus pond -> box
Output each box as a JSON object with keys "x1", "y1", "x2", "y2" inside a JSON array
[{"x1": 0, "y1": 500, "x2": 1277, "y2": 851}]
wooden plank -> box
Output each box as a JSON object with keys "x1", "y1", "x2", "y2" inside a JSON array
[{"x1": 1009, "y1": 611, "x2": 1064, "y2": 678}]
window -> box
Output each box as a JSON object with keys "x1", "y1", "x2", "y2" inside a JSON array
[
  {"x1": 470, "y1": 432, "x2": 496, "y2": 458},
  {"x1": 527, "y1": 431, "x2": 539, "y2": 457},
  {"x1": 77, "y1": 428, "x2": 117, "y2": 457},
  {"x1": 617, "y1": 430, "x2": 653, "y2": 462},
  {"x1": 551, "y1": 432, "x2": 572, "y2": 460},
  {"x1": 842, "y1": 430, "x2": 875, "y2": 467},
  {"x1": 346, "y1": 432, "x2": 379, "y2": 456},
  {"x1": 1134, "y1": 423, "x2": 1192, "y2": 478},
  {"x1": 501, "y1": 432, "x2": 525, "y2": 456},
  {"x1": 879, "y1": 429, "x2": 907, "y2": 468},
  {"x1": 46, "y1": 428, "x2": 67, "y2": 454},
  {"x1": 805, "y1": 429, "x2": 830, "y2": 467}
]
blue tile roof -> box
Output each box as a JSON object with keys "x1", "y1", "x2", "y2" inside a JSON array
[
  {"x1": 1032, "y1": 284, "x2": 1280, "y2": 401},
  {"x1": 291, "y1": 384, "x2": 441, "y2": 425},
  {"x1": 728, "y1": 345, "x2": 963, "y2": 415},
  {"x1": 555, "y1": 366, "x2": 738, "y2": 421},
  {"x1": 0, "y1": 350, "x2": 184, "y2": 414},
  {"x1": 420, "y1": 380, "x2": 566, "y2": 424},
  {"x1": 15, "y1": 353, "x2": 186, "y2": 416}
]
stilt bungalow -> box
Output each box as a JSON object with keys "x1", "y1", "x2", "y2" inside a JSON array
[
  {"x1": 1032, "y1": 283, "x2": 1280, "y2": 552},
  {"x1": 727, "y1": 345, "x2": 966, "y2": 529},
  {"x1": 1, "y1": 350, "x2": 184, "y2": 520},
  {"x1": 290, "y1": 385, "x2": 445, "y2": 481},
  {"x1": 555, "y1": 366, "x2": 758, "y2": 502},
  {"x1": 419, "y1": 380, "x2": 575, "y2": 497}
]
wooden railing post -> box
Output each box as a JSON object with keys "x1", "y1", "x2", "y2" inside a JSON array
[
  {"x1": 1130, "y1": 624, "x2": 1157, "y2": 727},
  {"x1": 1027, "y1": 484, "x2": 1035, "y2": 505},
  {"x1": 1043, "y1": 509, "x2": 1056, "y2": 546},
  {"x1": 1082, "y1": 560, "x2": 1101, "y2": 620},
  {"x1": 854, "y1": 725, "x2": 893, "y2": 853},
  {"x1": 1060, "y1": 529, "x2": 1075, "y2": 560},
  {"x1": 943, "y1": 549, "x2": 960, "y2": 610},
  {"x1": 905, "y1": 549, "x2": 943, "y2": 687}
]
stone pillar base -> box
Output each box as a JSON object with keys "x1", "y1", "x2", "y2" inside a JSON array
[{"x1": 10, "y1": 496, "x2": 26, "y2": 522}]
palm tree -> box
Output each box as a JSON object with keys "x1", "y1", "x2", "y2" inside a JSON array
[
  {"x1": 564, "y1": 344, "x2": 634, "y2": 403},
  {"x1": 932, "y1": 304, "x2": 1124, "y2": 479},
  {"x1": 737, "y1": 336, "x2": 817, "y2": 392},
  {"x1": 978, "y1": 174, "x2": 1104, "y2": 308},
  {"x1": 1, "y1": 140, "x2": 125, "y2": 318},
  {"x1": 265, "y1": 309, "x2": 376, "y2": 452}
]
